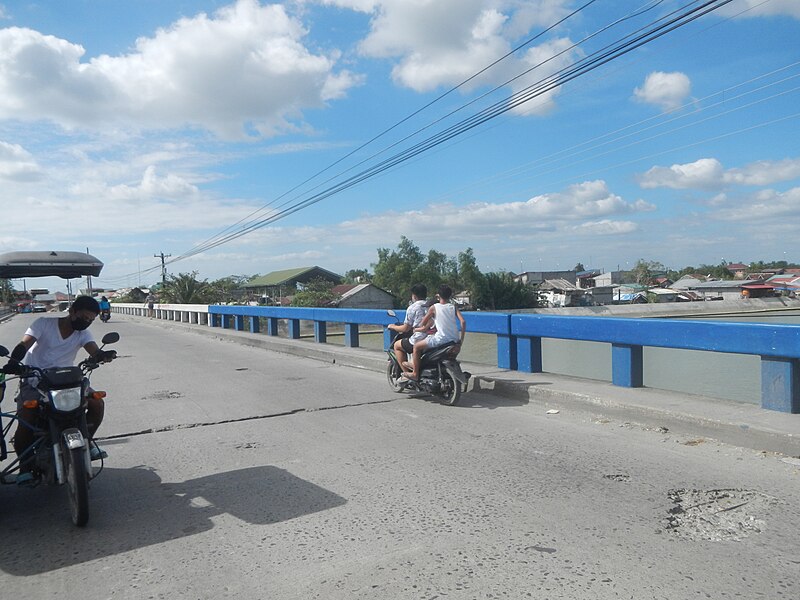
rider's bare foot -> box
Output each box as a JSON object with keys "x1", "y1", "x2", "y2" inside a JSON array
[{"x1": 402, "y1": 371, "x2": 419, "y2": 381}]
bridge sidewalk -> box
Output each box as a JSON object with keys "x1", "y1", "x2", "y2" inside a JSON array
[{"x1": 135, "y1": 316, "x2": 800, "y2": 457}]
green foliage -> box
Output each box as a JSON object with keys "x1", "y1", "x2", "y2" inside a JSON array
[
  {"x1": 482, "y1": 272, "x2": 539, "y2": 310},
  {"x1": 291, "y1": 277, "x2": 339, "y2": 307},
  {"x1": 631, "y1": 259, "x2": 666, "y2": 286},
  {"x1": 573, "y1": 262, "x2": 586, "y2": 272},
  {"x1": 208, "y1": 274, "x2": 252, "y2": 303},
  {"x1": 0, "y1": 279, "x2": 14, "y2": 304},
  {"x1": 161, "y1": 271, "x2": 212, "y2": 304},
  {"x1": 344, "y1": 269, "x2": 371, "y2": 284},
  {"x1": 372, "y1": 236, "x2": 455, "y2": 304}
]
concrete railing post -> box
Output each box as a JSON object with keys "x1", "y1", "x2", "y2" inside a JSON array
[
  {"x1": 516, "y1": 336, "x2": 543, "y2": 373},
  {"x1": 267, "y1": 317, "x2": 279, "y2": 336},
  {"x1": 344, "y1": 323, "x2": 359, "y2": 348},
  {"x1": 612, "y1": 343, "x2": 644, "y2": 387},
  {"x1": 288, "y1": 319, "x2": 301, "y2": 339},
  {"x1": 761, "y1": 356, "x2": 800, "y2": 413},
  {"x1": 496, "y1": 334, "x2": 517, "y2": 370}
]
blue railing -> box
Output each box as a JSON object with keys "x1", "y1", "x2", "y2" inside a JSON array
[{"x1": 115, "y1": 303, "x2": 800, "y2": 413}]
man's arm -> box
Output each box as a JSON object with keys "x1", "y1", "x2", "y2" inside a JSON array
[
  {"x1": 415, "y1": 306, "x2": 436, "y2": 332},
  {"x1": 10, "y1": 334, "x2": 36, "y2": 362},
  {"x1": 456, "y1": 307, "x2": 466, "y2": 344}
]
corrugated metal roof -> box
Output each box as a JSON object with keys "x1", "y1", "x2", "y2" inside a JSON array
[{"x1": 243, "y1": 266, "x2": 342, "y2": 288}]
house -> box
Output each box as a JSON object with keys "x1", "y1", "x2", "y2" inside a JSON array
[
  {"x1": 453, "y1": 290, "x2": 471, "y2": 307},
  {"x1": 646, "y1": 288, "x2": 679, "y2": 303},
  {"x1": 538, "y1": 279, "x2": 584, "y2": 307},
  {"x1": 690, "y1": 280, "x2": 746, "y2": 301},
  {"x1": 329, "y1": 284, "x2": 394, "y2": 309},
  {"x1": 671, "y1": 275, "x2": 704, "y2": 290},
  {"x1": 740, "y1": 283, "x2": 775, "y2": 298},
  {"x1": 575, "y1": 269, "x2": 601, "y2": 289},
  {"x1": 583, "y1": 285, "x2": 615, "y2": 305},
  {"x1": 725, "y1": 262, "x2": 749, "y2": 279},
  {"x1": 593, "y1": 271, "x2": 627, "y2": 287},
  {"x1": 515, "y1": 270, "x2": 577, "y2": 286},
  {"x1": 243, "y1": 266, "x2": 342, "y2": 302}
]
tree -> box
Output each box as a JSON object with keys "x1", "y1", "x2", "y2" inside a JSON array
[
  {"x1": 573, "y1": 262, "x2": 586, "y2": 272},
  {"x1": 291, "y1": 277, "x2": 339, "y2": 307},
  {"x1": 631, "y1": 259, "x2": 665, "y2": 286},
  {"x1": 209, "y1": 275, "x2": 252, "y2": 303},
  {"x1": 457, "y1": 248, "x2": 488, "y2": 308},
  {"x1": 372, "y1": 236, "x2": 455, "y2": 304},
  {"x1": 161, "y1": 272, "x2": 212, "y2": 304},
  {"x1": 482, "y1": 272, "x2": 539, "y2": 310},
  {"x1": 344, "y1": 269, "x2": 371, "y2": 284},
  {"x1": 0, "y1": 279, "x2": 14, "y2": 305}
]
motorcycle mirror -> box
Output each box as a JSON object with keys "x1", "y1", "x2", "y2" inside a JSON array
[
  {"x1": 0, "y1": 345, "x2": 8, "y2": 357},
  {"x1": 101, "y1": 332, "x2": 120, "y2": 345},
  {"x1": 387, "y1": 310, "x2": 396, "y2": 318}
]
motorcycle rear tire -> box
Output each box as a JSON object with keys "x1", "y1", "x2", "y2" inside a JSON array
[
  {"x1": 386, "y1": 361, "x2": 405, "y2": 393},
  {"x1": 440, "y1": 366, "x2": 462, "y2": 406},
  {"x1": 64, "y1": 444, "x2": 90, "y2": 526}
]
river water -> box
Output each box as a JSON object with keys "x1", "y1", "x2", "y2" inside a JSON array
[{"x1": 353, "y1": 309, "x2": 800, "y2": 405}]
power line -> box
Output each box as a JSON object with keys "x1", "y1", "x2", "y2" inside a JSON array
[{"x1": 170, "y1": 0, "x2": 735, "y2": 261}]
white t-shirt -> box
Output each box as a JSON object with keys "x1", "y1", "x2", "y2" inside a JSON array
[
  {"x1": 23, "y1": 317, "x2": 94, "y2": 370},
  {"x1": 404, "y1": 299, "x2": 429, "y2": 344}
]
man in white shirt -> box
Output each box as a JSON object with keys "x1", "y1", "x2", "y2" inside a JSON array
[
  {"x1": 3, "y1": 296, "x2": 115, "y2": 484},
  {"x1": 387, "y1": 284, "x2": 428, "y2": 373}
]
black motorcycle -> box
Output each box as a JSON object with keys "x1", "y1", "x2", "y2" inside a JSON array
[
  {"x1": 0, "y1": 332, "x2": 119, "y2": 526},
  {"x1": 100, "y1": 309, "x2": 111, "y2": 323},
  {"x1": 385, "y1": 310, "x2": 469, "y2": 405}
]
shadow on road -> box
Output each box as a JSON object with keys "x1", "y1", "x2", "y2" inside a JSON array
[{"x1": 0, "y1": 464, "x2": 346, "y2": 576}]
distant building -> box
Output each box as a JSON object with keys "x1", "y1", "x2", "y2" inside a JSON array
[
  {"x1": 725, "y1": 263, "x2": 749, "y2": 279},
  {"x1": 538, "y1": 279, "x2": 584, "y2": 307},
  {"x1": 593, "y1": 271, "x2": 627, "y2": 287},
  {"x1": 329, "y1": 284, "x2": 394, "y2": 309},
  {"x1": 243, "y1": 266, "x2": 342, "y2": 302},
  {"x1": 515, "y1": 270, "x2": 577, "y2": 286}
]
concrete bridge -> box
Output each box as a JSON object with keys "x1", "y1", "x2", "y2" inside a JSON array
[{"x1": 0, "y1": 311, "x2": 798, "y2": 599}]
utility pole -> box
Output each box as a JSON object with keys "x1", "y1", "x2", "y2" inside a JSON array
[{"x1": 154, "y1": 252, "x2": 171, "y2": 287}]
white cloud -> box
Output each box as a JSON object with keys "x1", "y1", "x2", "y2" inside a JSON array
[
  {"x1": 354, "y1": 0, "x2": 579, "y2": 101},
  {"x1": 720, "y1": 0, "x2": 800, "y2": 19},
  {"x1": 572, "y1": 219, "x2": 638, "y2": 235},
  {"x1": 633, "y1": 71, "x2": 691, "y2": 112},
  {"x1": 0, "y1": 141, "x2": 43, "y2": 181},
  {"x1": 714, "y1": 186, "x2": 800, "y2": 221},
  {"x1": 0, "y1": 0, "x2": 361, "y2": 139},
  {"x1": 639, "y1": 158, "x2": 725, "y2": 190},
  {"x1": 639, "y1": 157, "x2": 800, "y2": 190}
]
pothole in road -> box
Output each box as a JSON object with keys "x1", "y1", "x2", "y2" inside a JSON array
[
  {"x1": 144, "y1": 390, "x2": 184, "y2": 400},
  {"x1": 662, "y1": 489, "x2": 780, "y2": 541}
]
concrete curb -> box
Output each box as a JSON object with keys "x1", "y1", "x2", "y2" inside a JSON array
[{"x1": 125, "y1": 315, "x2": 800, "y2": 456}]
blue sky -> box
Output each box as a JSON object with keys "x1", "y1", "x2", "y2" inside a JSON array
[{"x1": 0, "y1": 0, "x2": 798, "y2": 292}]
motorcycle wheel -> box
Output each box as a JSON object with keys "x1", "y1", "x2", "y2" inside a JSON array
[
  {"x1": 64, "y1": 444, "x2": 90, "y2": 527},
  {"x1": 439, "y1": 366, "x2": 462, "y2": 406},
  {"x1": 386, "y1": 361, "x2": 405, "y2": 393}
]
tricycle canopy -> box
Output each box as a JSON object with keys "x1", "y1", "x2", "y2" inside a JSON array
[{"x1": 0, "y1": 251, "x2": 103, "y2": 279}]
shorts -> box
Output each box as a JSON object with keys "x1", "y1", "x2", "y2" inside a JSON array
[
  {"x1": 400, "y1": 338, "x2": 414, "y2": 353},
  {"x1": 425, "y1": 334, "x2": 458, "y2": 350}
]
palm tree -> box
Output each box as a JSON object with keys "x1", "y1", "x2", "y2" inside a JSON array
[{"x1": 161, "y1": 272, "x2": 211, "y2": 304}]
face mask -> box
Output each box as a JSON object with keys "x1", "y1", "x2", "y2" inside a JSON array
[{"x1": 71, "y1": 317, "x2": 91, "y2": 331}]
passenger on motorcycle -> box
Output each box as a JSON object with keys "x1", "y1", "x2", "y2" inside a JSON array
[
  {"x1": 386, "y1": 284, "x2": 428, "y2": 374},
  {"x1": 99, "y1": 295, "x2": 111, "y2": 312},
  {"x1": 403, "y1": 284, "x2": 466, "y2": 382},
  {"x1": 2, "y1": 296, "x2": 116, "y2": 483}
]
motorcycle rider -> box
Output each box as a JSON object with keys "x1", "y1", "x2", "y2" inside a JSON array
[
  {"x1": 403, "y1": 284, "x2": 466, "y2": 382},
  {"x1": 387, "y1": 284, "x2": 428, "y2": 373},
  {"x1": 98, "y1": 295, "x2": 111, "y2": 320},
  {"x1": 2, "y1": 295, "x2": 116, "y2": 485}
]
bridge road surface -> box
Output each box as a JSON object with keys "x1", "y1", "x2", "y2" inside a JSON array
[{"x1": 0, "y1": 314, "x2": 798, "y2": 600}]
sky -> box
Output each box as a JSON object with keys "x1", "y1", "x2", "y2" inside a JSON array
[{"x1": 0, "y1": 0, "x2": 798, "y2": 293}]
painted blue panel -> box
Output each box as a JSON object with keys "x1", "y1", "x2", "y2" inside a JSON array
[
  {"x1": 462, "y1": 312, "x2": 511, "y2": 335},
  {"x1": 761, "y1": 357, "x2": 800, "y2": 413},
  {"x1": 511, "y1": 315, "x2": 800, "y2": 359},
  {"x1": 612, "y1": 344, "x2": 643, "y2": 387}
]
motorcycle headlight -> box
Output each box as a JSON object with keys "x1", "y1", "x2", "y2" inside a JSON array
[{"x1": 50, "y1": 387, "x2": 83, "y2": 412}]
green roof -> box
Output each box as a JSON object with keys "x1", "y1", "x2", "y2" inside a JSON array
[{"x1": 243, "y1": 266, "x2": 342, "y2": 288}]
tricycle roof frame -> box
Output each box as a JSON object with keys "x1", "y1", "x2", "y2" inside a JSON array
[{"x1": 0, "y1": 251, "x2": 103, "y2": 279}]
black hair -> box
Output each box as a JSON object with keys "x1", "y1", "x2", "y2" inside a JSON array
[
  {"x1": 71, "y1": 295, "x2": 100, "y2": 314},
  {"x1": 438, "y1": 285, "x2": 453, "y2": 301},
  {"x1": 411, "y1": 284, "x2": 427, "y2": 299}
]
